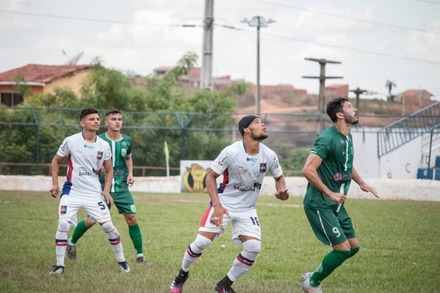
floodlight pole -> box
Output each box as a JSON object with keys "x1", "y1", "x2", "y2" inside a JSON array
[{"x1": 242, "y1": 16, "x2": 275, "y2": 116}]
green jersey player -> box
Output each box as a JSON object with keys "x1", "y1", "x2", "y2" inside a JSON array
[
  {"x1": 301, "y1": 97, "x2": 379, "y2": 293},
  {"x1": 67, "y1": 109, "x2": 147, "y2": 264}
]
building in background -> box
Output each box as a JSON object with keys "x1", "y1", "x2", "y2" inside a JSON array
[{"x1": 0, "y1": 64, "x2": 93, "y2": 106}]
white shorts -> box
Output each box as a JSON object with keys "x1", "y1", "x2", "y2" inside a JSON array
[
  {"x1": 58, "y1": 192, "x2": 111, "y2": 226},
  {"x1": 198, "y1": 205, "x2": 261, "y2": 243}
]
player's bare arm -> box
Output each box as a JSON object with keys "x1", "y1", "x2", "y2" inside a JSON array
[
  {"x1": 50, "y1": 154, "x2": 63, "y2": 198},
  {"x1": 102, "y1": 159, "x2": 114, "y2": 205},
  {"x1": 205, "y1": 168, "x2": 230, "y2": 227},
  {"x1": 126, "y1": 156, "x2": 135, "y2": 186},
  {"x1": 302, "y1": 153, "x2": 347, "y2": 204},
  {"x1": 274, "y1": 175, "x2": 289, "y2": 200}
]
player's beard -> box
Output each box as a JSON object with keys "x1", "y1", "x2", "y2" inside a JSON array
[
  {"x1": 344, "y1": 113, "x2": 359, "y2": 125},
  {"x1": 251, "y1": 132, "x2": 268, "y2": 141}
]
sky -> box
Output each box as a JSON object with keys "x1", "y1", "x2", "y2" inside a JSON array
[{"x1": 1, "y1": 0, "x2": 439, "y2": 100}]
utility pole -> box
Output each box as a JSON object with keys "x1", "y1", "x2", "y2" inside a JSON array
[
  {"x1": 200, "y1": 0, "x2": 214, "y2": 90},
  {"x1": 241, "y1": 16, "x2": 275, "y2": 116},
  {"x1": 350, "y1": 87, "x2": 367, "y2": 110},
  {"x1": 303, "y1": 58, "x2": 342, "y2": 131}
]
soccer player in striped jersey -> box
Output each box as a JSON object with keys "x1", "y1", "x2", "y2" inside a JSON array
[
  {"x1": 301, "y1": 97, "x2": 379, "y2": 292},
  {"x1": 170, "y1": 115, "x2": 289, "y2": 293},
  {"x1": 49, "y1": 108, "x2": 129, "y2": 274},
  {"x1": 66, "y1": 109, "x2": 147, "y2": 264}
]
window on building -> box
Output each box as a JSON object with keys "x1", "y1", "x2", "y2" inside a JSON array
[{"x1": 0, "y1": 92, "x2": 23, "y2": 107}]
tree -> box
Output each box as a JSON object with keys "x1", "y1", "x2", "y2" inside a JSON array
[{"x1": 385, "y1": 80, "x2": 396, "y2": 103}]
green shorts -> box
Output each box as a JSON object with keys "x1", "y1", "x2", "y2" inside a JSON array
[
  {"x1": 112, "y1": 190, "x2": 136, "y2": 215},
  {"x1": 304, "y1": 205, "x2": 356, "y2": 246}
]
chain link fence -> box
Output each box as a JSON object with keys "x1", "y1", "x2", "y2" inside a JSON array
[{"x1": 1, "y1": 105, "x2": 439, "y2": 179}]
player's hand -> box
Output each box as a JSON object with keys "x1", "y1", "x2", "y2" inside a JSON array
[
  {"x1": 275, "y1": 190, "x2": 289, "y2": 201},
  {"x1": 359, "y1": 183, "x2": 380, "y2": 198},
  {"x1": 50, "y1": 184, "x2": 59, "y2": 198},
  {"x1": 328, "y1": 191, "x2": 346, "y2": 204},
  {"x1": 127, "y1": 175, "x2": 135, "y2": 187},
  {"x1": 210, "y1": 204, "x2": 230, "y2": 227},
  {"x1": 102, "y1": 191, "x2": 114, "y2": 208}
]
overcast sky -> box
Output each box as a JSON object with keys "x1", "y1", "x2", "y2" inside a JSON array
[{"x1": 1, "y1": 0, "x2": 439, "y2": 100}]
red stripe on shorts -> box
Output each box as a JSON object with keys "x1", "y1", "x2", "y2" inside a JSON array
[{"x1": 199, "y1": 205, "x2": 213, "y2": 227}]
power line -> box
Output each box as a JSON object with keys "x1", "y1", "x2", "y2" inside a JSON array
[
  {"x1": 2, "y1": 8, "x2": 439, "y2": 66},
  {"x1": 250, "y1": 0, "x2": 440, "y2": 35},
  {"x1": 216, "y1": 24, "x2": 440, "y2": 65},
  {"x1": 0, "y1": 9, "x2": 202, "y2": 28}
]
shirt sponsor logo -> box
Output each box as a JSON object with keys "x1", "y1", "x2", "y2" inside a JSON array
[
  {"x1": 78, "y1": 167, "x2": 95, "y2": 176},
  {"x1": 247, "y1": 157, "x2": 257, "y2": 162},
  {"x1": 333, "y1": 172, "x2": 352, "y2": 181},
  {"x1": 233, "y1": 183, "x2": 261, "y2": 192},
  {"x1": 260, "y1": 163, "x2": 267, "y2": 173}
]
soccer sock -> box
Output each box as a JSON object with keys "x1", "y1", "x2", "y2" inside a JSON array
[
  {"x1": 101, "y1": 222, "x2": 126, "y2": 262},
  {"x1": 55, "y1": 219, "x2": 70, "y2": 266},
  {"x1": 128, "y1": 224, "x2": 143, "y2": 255},
  {"x1": 348, "y1": 246, "x2": 360, "y2": 259},
  {"x1": 70, "y1": 220, "x2": 90, "y2": 245},
  {"x1": 226, "y1": 239, "x2": 260, "y2": 281},
  {"x1": 310, "y1": 249, "x2": 351, "y2": 287},
  {"x1": 182, "y1": 234, "x2": 211, "y2": 271}
]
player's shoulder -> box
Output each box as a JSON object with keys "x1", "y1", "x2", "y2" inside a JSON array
[
  {"x1": 260, "y1": 143, "x2": 277, "y2": 156},
  {"x1": 96, "y1": 135, "x2": 111, "y2": 147},
  {"x1": 222, "y1": 141, "x2": 243, "y2": 154},
  {"x1": 121, "y1": 134, "x2": 132, "y2": 142},
  {"x1": 64, "y1": 132, "x2": 82, "y2": 142}
]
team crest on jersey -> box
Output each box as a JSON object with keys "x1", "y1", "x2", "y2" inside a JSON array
[
  {"x1": 60, "y1": 205, "x2": 67, "y2": 214},
  {"x1": 97, "y1": 151, "x2": 103, "y2": 160},
  {"x1": 121, "y1": 148, "x2": 127, "y2": 157},
  {"x1": 260, "y1": 163, "x2": 267, "y2": 173}
]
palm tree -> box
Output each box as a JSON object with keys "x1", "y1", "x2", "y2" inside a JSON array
[{"x1": 385, "y1": 80, "x2": 396, "y2": 102}]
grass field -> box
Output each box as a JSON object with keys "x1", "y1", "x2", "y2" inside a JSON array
[{"x1": 0, "y1": 191, "x2": 439, "y2": 293}]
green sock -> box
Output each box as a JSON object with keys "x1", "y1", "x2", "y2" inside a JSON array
[
  {"x1": 310, "y1": 250, "x2": 351, "y2": 286},
  {"x1": 348, "y1": 246, "x2": 360, "y2": 259},
  {"x1": 70, "y1": 220, "x2": 90, "y2": 244},
  {"x1": 128, "y1": 224, "x2": 143, "y2": 255}
]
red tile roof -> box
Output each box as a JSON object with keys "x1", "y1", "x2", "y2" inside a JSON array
[
  {"x1": 0, "y1": 64, "x2": 93, "y2": 84},
  {"x1": 397, "y1": 89, "x2": 433, "y2": 97}
]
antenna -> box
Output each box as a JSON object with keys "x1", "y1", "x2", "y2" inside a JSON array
[{"x1": 62, "y1": 50, "x2": 84, "y2": 65}]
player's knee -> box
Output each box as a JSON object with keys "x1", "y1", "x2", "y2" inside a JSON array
[
  {"x1": 243, "y1": 239, "x2": 261, "y2": 255},
  {"x1": 85, "y1": 216, "x2": 96, "y2": 228},
  {"x1": 101, "y1": 221, "x2": 120, "y2": 240},
  {"x1": 194, "y1": 234, "x2": 212, "y2": 250},
  {"x1": 58, "y1": 219, "x2": 70, "y2": 232}
]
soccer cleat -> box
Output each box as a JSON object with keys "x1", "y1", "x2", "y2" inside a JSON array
[
  {"x1": 215, "y1": 283, "x2": 236, "y2": 293},
  {"x1": 66, "y1": 242, "x2": 77, "y2": 260},
  {"x1": 49, "y1": 265, "x2": 64, "y2": 274},
  {"x1": 118, "y1": 261, "x2": 130, "y2": 273},
  {"x1": 301, "y1": 272, "x2": 313, "y2": 282},
  {"x1": 170, "y1": 271, "x2": 189, "y2": 293},
  {"x1": 136, "y1": 254, "x2": 148, "y2": 264},
  {"x1": 301, "y1": 272, "x2": 322, "y2": 293}
]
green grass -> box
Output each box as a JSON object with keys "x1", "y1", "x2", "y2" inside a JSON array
[{"x1": 0, "y1": 191, "x2": 439, "y2": 293}]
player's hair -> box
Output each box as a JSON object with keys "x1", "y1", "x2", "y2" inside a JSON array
[
  {"x1": 105, "y1": 109, "x2": 121, "y2": 116},
  {"x1": 79, "y1": 108, "x2": 99, "y2": 120},
  {"x1": 326, "y1": 96, "x2": 349, "y2": 123}
]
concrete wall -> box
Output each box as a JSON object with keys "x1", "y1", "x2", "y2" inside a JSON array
[{"x1": 1, "y1": 175, "x2": 439, "y2": 202}]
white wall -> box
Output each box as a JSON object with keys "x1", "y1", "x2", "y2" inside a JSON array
[{"x1": 1, "y1": 175, "x2": 439, "y2": 202}]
